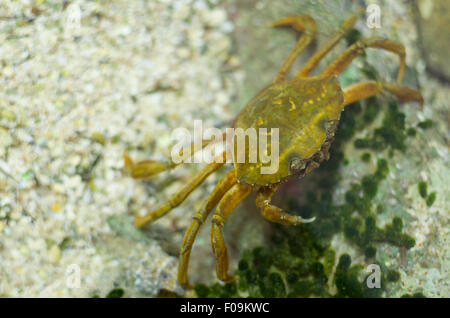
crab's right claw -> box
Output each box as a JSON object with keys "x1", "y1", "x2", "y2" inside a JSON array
[{"x1": 123, "y1": 151, "x2": 171, "y2": 179}]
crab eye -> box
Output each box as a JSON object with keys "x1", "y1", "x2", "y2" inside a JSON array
[{"x1": 289, "y1": 157, "x2": 306, "y2": 172}]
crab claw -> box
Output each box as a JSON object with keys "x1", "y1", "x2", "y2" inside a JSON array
[
  {"x1": 267, "y1": 15, "x2": 316, "y2": 34},
  {"x1": 296, "y1": 215, "x2": 316, "y2": 224},
  {"x1": 123, "y1": 151, "x2": 172, "y2": 178}
]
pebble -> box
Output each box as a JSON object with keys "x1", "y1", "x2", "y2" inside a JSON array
[{"x1": 48, "y1": 245, "x2": 62, "y2": 265}]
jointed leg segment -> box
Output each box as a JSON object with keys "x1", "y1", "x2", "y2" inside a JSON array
[
  {"x1": 124, "y1": 133, "x2": 225, "y2": 179},
  {"x1": 270, "y1": 15, "x2": 317, "y2": 83},
  {"x1": 178, "y1": 170, "x2": 237, "y2": 288},
  {"x1": 211, "y1": 182, "x2": 253, "y2": 283},
  {"x1": 296, "y1": 9, "x2": 363, "y2": 78},
  {"x1": 256, "y1": 185, "x2": 315, "y2": 225},
  {"x1": 134, "y1": 151, "x2": 227, "y2": 228},
  {"x1": 343, "y1": 81, "x2": 424, "y2": 108},
  {"x1": 321, "y1": 37, "x2": 406, "y2": 83}
]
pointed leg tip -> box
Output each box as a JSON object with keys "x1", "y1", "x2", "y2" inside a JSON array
[
  {"x1": 223, "y1": 275, "x2": 239, "y2": 284},
  {"x1": 297, "y1": 216, "x2": 316, "y2": 224},
  {"x1": 267, "y1": 16, "x2": 295, "y2": 28},
  {"x1": 123, "y1": 150, "x2": 133, "y2": 173}
]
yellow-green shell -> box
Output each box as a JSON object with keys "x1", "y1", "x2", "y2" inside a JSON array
[{"x1": 232, "y1": 75, "x2": 344, "y2": 185}]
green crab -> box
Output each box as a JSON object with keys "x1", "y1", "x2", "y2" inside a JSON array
[{"x1": 123, "y1": 9, "x2": 423, "y2": 288}]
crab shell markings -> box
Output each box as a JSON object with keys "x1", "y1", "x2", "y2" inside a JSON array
[{"x1": 232, "y1": 75, "x2": 344, "y2": 186}]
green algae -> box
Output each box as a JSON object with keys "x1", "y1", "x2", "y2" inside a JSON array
[
  {"x1": 418, "y1": 182, "x2": 437, "y2": 207},
  {"x1": 418, "y1": 181, "x2": 428, "y2": 198},
  {"x1": 92, "y1": 288, "x2": 125, "y2": 298},
  {"x1": 417, "y1": 119, "x2": 434, "y2": 129},
  {"x1": 426, "y1": 192, "x2": 436, "y2": 207},
  {"x1": 361, "y1": 152, "x2": 371, "y2": 163},
  {"x1": 106, "y1": 288, "x2": 125, "y2": 298},
  {"x1": 353, "y1": 101, "x2": 411, "y2": 153}
]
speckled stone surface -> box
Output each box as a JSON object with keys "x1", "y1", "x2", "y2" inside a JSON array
[
  {"x1": 0, "y1": 0, "x2": 240, "y2": 297},
  {"x1": 0, "y1": 0, "x2": 448, "y2": 298}
]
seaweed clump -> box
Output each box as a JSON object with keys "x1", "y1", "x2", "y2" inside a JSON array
[{"x1": 417, "y1": 181, "x2": 437, "y2": 207}]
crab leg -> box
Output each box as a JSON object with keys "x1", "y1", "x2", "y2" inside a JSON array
[
  {"x1": 343, "y1": 81, "x2": 423, "y2": 108},
  {"x1": 134, "y1": 151, "x2": 226, "y2": 228},
  {"x1": 270, "y1": 15, "x2": 317, "y2": 83},
  {"x1": 123, "y1": 151, "x2": 174, "y2": 179},
  {"x1": 255, "y1": 185, "x2": 315, "y2": 225},
  {"x1": 211, "y1": 182, "x2": 253, "y2": 283},
  {"x1": 178, "y1": 170, "x2": 237, "y2": 288},
  {"x1": 296, "y1": 9, "x2": 363, "y2": 78},
  {"x1": 124, "y1": 132, "x2": 225, "y2": 179},
  {"x1": 320, "y1": 37, "x2": 406, "y2": 83}
]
